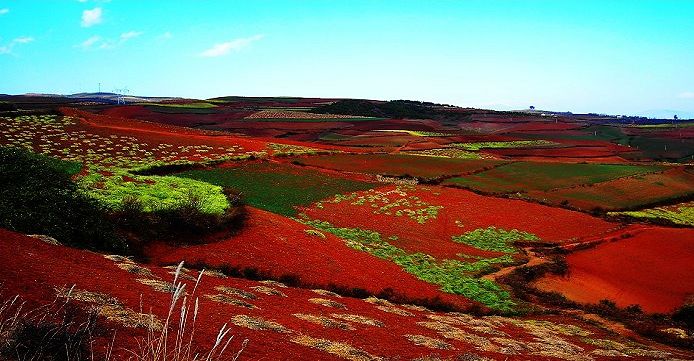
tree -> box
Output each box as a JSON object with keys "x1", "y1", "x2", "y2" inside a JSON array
[{"x1": 529, "y1": 105, "x2": 535, "y2": 111}]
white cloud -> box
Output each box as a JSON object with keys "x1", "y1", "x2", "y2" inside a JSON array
[
  {"x1": 678, "y1": 92, "x2": 694, "y2": 99},
  {"x1": 199, "y1": 34, "x2": 264, "y2": 57},
  {"x1": 13, "y1": 36, "x2": 34, "y2": 44},
  {"x1": 120, "y1": 31, "x2": 142, "y2": 41},
  {"x1": 0, "y1": 36, "x2": 35, "y2": 55},
  {"x1": 0, "y1": 8, "x2": 9, "y2": 15},
  {"x1": 77, "y1": 31, "x2": 141, "y2": 50},
  {"x1": 81, "y1": 7, "x2": 102, "y2": 27},
  {"x1": 157, "y1": 31, "x2": 172, "y2": 41},
  {"x1": 78, "y1": 35, "x2": 101, "y2": 48}
]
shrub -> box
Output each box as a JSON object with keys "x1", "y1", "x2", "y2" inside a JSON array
[
  {"x1": 673, "y1": 303, "x2": 694, "y2": 329},
  {"x1": 0, "y1": 147, "x2": 126, "y2": 252}
]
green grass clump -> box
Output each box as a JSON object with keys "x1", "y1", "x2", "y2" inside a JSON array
[
  {"x1": 299, "y1": 218, "x2": 515, "y2": 311},
  {"x1": 177, "y1": 162, "x2": 375, "y2": 216},
  {"x1": 452, "y1": 227, "x2": 540, "y2": 253},
  {"x1": 0, "y1": 147, "x2": 125, "y2": 252}
]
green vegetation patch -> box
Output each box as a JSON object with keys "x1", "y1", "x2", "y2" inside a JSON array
[
  {"x1": 177, "y1": 162, "x2": 376, "y2": 216},
  {"x1": 80, "y1": 168, "x2": 229, "y2": 214},
  {"x1": 608, "y1": 202, "x2": 694, "y2": 226},
  {"x1": 444, "y1": 162, "x2": 665, "y2": 193},
  {"x1": 299, "y1": 218, "x2": 515, "y2": 311},
  {"x1": 451, "y1": 140, "x2": 557, "y2": 151},
  {"x1": 452, "y1": 227, "x2": 540, "y2": 253}
]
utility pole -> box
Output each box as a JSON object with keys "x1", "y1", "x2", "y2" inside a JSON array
[{"x1": 98, "y1": 83, "x2": 101, "y2": 93}]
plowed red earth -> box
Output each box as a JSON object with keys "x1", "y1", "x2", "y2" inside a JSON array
[
  {"x1": 144, "y1": 207, "x2": 471, "y2": 309},
  {"x1": 535, "y1": 227, "x2": 694, "y2": 313},
  {"x1": 301, "y1": 185, "x2": 618, "y2": 260},
  {"x1": 1, "y1": 229, "x2": 688, "y2": 360}
]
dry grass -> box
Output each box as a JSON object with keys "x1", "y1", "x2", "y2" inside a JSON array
[
  {"x1": 117, "y1": 262, "x2": 158, "y2": 278},
  {"x1": 404, "y1": 334, "x2": 453, "y2": 350},
  {"x1": 56, "y1": 287, "x2": 162, "y2": 331},
  {"x1": 375, "y1": 305, "x2": 413, "y2": 317},
  {"x1": 104, "y1": 254, "x2": 134, "y2": 263},
  {"x1": 312, "y1": 289, "x2": 342, "y2": 298},
  {"x1": 215, "y1": 286, "x2": 257, "y2": 300},
  {"x1": 330, "y1": 313, "x2": 384, "y2": 327},
  {"x1": 293, "y1": 313, "x2": 355, "y2": 331},
  {"x1": 230, "y1": 315, "x2": 291, "y2": 333},
  {"x1": 205, "y1": 294, "x2": 256, "y2": 309},
  {"x1": 416, "y1": 321, "x2": 498, "y2": 352},
  {"x1": 203, "y1": 269, "x2": 227, "y2": 279},
  {"x1": 308, "y1": 298, "x2": 347, "y2": 309},
  {"x1": 364, "y1": 297, "x2": 391, "y2": 306},
  {"x1": 130, "y1": 262, "x2": 248, "y2": 361},
  {"x1": 259, "y1": 280, "x2": 288, "y2": 288},
  {"x1": 27, "y1": 234, "x2": 61, "y2": 245},
  {"x1": 402, "y1": 304, "x2": 430, "y2": 312},
  {"x1": 289, "y1": 334, "x2": 383, "y2": 361},
  {"x1": 136, "y1": 278, "x2": 177, "y2": 293},
  {"x1": 249, "y1": 286, "x2": 287, "y2": 297}
]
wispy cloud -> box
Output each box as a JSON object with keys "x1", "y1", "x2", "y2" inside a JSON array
[
  {"x1": 120, "y1": 31, "x2": 143, "y2": 41},
  {"x1": 81, "y1": 7, "x2": 102, "y2": 27},
  {"x1": 678, "y1": 92, "x2": 694, "y2": 99},
  {"x1": 77, "y1": 31, "x2": 142, "y2": 50},
  {"x1": 199, "y1": 34, "x2": 264, "y2": 57},
  {"x1": 78, "y1": 35, "x2": 101, "y2": 48},
  {"x1": 0, "y1": 36, "x2": 35, "y2": 55},
  {"x1": 0, "y1": 8, "x2": 9, "y2": 15}
]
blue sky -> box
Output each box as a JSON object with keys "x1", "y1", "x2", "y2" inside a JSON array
[{"x1": 1, "y1": 0, "x2": 693, "y2": 116}]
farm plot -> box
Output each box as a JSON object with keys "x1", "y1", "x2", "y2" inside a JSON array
[
  {"x1": 245, "y1": 109, "x2": 375, "y2": 121},
  {"x1": 299, "y1": 185, "x2": 617, "y2": 310},
  {"x1": 292, "y1": 153, "x2": 504, "y2": 180},
  {"x1": 302, "y1": 185, "x2": 616, "y2": 253},
  {"x1": 530, "y1": 167, "x2": 694, "y2": 211},
  {"x1": 176, "y1": 162, "x2": 377, "y2": 216},
  {"x1": 443, "y1": 162, "x2": 665, "y2": 194},
  {"x1": 535, "y1": 227, "x2": 694, "y2": 313}
]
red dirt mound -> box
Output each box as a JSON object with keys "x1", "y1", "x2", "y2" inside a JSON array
[{"x1": 535, "y1": 226, "x2": 694, "y2": 313}]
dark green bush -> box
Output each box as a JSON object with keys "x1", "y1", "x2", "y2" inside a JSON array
[{"x1": 0, "y1": 147, "x2": 126, "y2": 252}]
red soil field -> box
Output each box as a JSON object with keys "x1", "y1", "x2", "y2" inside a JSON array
[
  {"x1": 301, "y1": 185, "x2": 619, "y2": 260},
  {"x1": 144, "y1": 207, "x2": 472, "y2": 309},
  {"x1": 535, "y1": 227, "x2": 694, "y2": 313},
  {"x1": 1, "y1": 228, "x2": 685, "y2": 361},
  {"x1": 292, "y1": 153, "x2": 505, "y2": 179}
]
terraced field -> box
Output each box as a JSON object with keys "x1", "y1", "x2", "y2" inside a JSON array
[{"x1": 443, "y1": 162, "x2": 666, "y2": 193}]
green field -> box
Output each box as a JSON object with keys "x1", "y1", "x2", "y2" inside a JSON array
[
  {"x1": 177, "y1": 162, "x2": 376, "y2": 216},
  {"x1": 443, "y1": 162, "x2": 665, "y2": 193}
]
